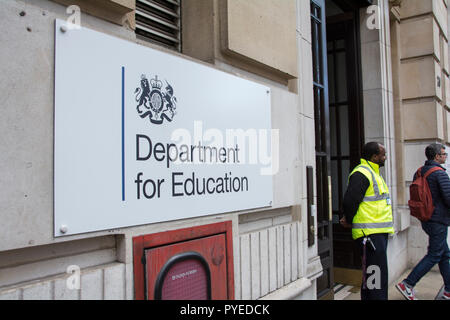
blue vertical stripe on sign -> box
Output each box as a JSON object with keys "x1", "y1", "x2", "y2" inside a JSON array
[{"x1": 122, "y1": 66, "x2": 125, "y2": 201}]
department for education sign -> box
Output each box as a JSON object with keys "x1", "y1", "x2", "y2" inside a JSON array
[{"x1": 54, "y1": 20, "x2": 273, "y2": 236}]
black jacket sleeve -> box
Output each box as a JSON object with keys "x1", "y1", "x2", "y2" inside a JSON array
[
  {"x1": 435, "y1": 170, "x2": 450, "y2": 208},
  {"x1": 342, "y1": 171, "x2": 370, "y2": 224}
]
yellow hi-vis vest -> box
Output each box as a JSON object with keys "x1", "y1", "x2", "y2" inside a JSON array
[{"x1": 350, "y1": 159, "x2": 395, "y2": 240}]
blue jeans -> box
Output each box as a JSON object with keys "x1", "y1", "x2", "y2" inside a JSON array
[{"x1": 405, "y1": 221, "x2": 450, "y2": 292}]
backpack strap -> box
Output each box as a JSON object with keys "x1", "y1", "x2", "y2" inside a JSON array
[
  {"x1": 415, "y1": 166, "x2": 423, "y2": 178},
  {"x1": 422, "y1": 166, "x2": 444, "y2": 179}
]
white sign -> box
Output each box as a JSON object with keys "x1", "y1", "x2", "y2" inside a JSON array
[{"x1": 54, "y1": 20, "x2": 273, "y2": 236}]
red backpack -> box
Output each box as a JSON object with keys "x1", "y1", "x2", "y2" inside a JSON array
[{"x1": 408, "y1": 166, "x2": 443, "y2": 222}]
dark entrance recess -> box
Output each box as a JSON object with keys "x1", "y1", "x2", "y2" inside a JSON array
[
  {"x1": 311, "y1": 0, "x2": 368, "y2": 299},
  {"x1": 133, "y1": 221, "x2": 234, "y2": 300},
  {"x1": 325, "y1": 0, "x2": 366, "y2": 285}
]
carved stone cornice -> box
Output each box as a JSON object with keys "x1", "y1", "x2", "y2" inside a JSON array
[
  {"x1": 389, "y1": 0, "x2": 402, "y2": 8},
  {"x1": 389, "y1": 0, "x2": 402, "y2": 22}
]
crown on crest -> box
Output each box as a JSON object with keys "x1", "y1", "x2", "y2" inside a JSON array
[{"x1": 150, "y1": 76, "x2": 163, "y2": 90}]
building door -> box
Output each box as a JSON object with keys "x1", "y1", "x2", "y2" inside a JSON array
[
  {"x1": 325, "y1": 1, "x2": 365, "y2": 284},
  {"x1": 311, "y1": 0, "x2": 333, "y2": 300}
]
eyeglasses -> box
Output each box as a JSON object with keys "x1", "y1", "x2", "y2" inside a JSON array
[{"x1": 440, "y1": 153, "x2": 448, "y2": 156}]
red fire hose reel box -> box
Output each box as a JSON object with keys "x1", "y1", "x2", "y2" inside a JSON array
[{"x1": 133, "y1": 221, "x2": 234, "y2": 300}]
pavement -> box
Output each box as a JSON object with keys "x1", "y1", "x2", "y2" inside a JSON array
[{"x1": 338, "y1": 269, "x2": 446, "y2": 300}]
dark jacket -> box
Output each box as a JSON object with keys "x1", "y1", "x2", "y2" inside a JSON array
[
  {"x1": 416, "y1": 160, "x2": 450, "y2": 226},
  {"x1": 343, "y1": 171, "x2": 370, "y2": 224}
]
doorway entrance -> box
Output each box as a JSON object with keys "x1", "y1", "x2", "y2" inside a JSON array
[
  {"x1": 311, "y1": 0, "x2": 367, "y2": 299},
  {"x1": 326, "y1": 0, "x2": 365, "y2": 286}
]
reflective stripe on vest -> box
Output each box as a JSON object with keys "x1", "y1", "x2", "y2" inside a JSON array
[
  {"x1": 358, "y1": 165, "x2": 390, "y2": 202},
  {"x1": 352, "y1": 221, "x2": 394, "y2": 229}
]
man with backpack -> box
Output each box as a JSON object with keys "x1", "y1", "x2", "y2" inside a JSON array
[{"x1": 396, "y1": 143, "x2": 450, "y2": 300}]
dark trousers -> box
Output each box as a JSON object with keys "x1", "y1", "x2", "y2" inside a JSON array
[
  {"x1": 355, "y1": 233, "x2": 389, "y2": 300},
  {"x1": 405, "y1": 221, "x2": 450, "y2": 292}
]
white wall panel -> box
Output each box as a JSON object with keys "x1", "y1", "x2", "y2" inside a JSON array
[{"x1": 238, "y1": 222, "x2": 303, "y2": 299}]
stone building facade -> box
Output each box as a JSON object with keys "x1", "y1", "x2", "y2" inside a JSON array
[{"x1": 0, "y1": 0, "x2": 448, "y2": 300}]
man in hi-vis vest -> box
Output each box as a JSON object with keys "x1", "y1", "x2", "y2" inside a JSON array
[{"x1": 340, "y1": 142, "x2": 395, "y2": 300}]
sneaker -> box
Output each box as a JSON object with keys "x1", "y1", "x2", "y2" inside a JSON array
[
  {"x1": 396, "y1": 281, "x2": 418, "y2": 300},
  {"x1": 443, "y1": 291, "x2": 450, "y2": 300}
]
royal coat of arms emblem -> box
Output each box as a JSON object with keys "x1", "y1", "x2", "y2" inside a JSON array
[{"x1": 134, "y1": 74, "x2": 177, "y2": 124}]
